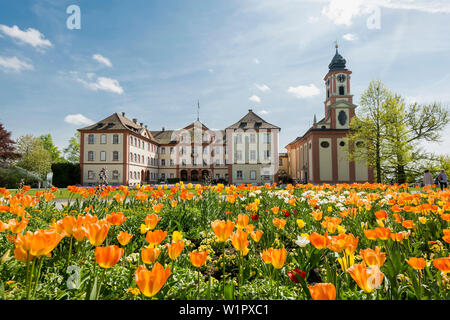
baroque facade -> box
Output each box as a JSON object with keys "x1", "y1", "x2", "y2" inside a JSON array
[
  {"x1": 285, "y1": 46, "x2": 373, "y2": 184},
  {"x1": 78, "y1": 109, "x2": 280, "y2": 186}
]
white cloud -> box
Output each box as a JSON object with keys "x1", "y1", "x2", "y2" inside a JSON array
[
  {"x1": 343, "y1": 33, "x2": 358, "y2": 41},
  {"x1": 92, "y1": 54, "x2": 112, "y2": 67},
  {"x1": 260, "y1": 109, "x2": 270, "y2": 115},
  {"x1": 76, "y1": 75, "x2": 124, "y2": 94},
  {"x1": 64, "y1": 114, "x2": 95, "y2": 126},
  {"x1": 255, "y1": 83, "x2": 271, "y2": 92},
  {"x1": 287, "y1": 84, "x2": 320, "y2": 99},
  {"x1": 253, "y1": 58, "x2": 260, "y2": 64},
  {"x1": 249, "y1": 95, "x2": 261, "y2": 103},
  {"x1": 0, "y1": 24, "x2": 52, "y2": 48},
  {"x1": 322, "y1": 0, "x2": 450, "y2": 26},
  {"x1": 208, "y1": 68, "x2": 214, "y2": 73},
  {"x1": 0, "y1": 56, "x2": 34, "y2": 72}
]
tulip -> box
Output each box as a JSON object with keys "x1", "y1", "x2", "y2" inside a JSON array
[
  {"x1": 117, "y1": 231, "x2": 133, "y2": 246},
  {"x1": 86, "y1": 221, "x2": 110, "y2": 246},
  {"x1": 364, "y1": 229, "x2": 378, "y2": 240},
  {"x1": 432, "y1": 257, "x2": 450, "y2": 273},
  {"x1": 375, "y1": 228, "x2": 391, "y2": 240},
  {"x1": 14, "y1": 245, "x2": 34, "y2": 263},
  {"x1": 211, "y1": 220, "x2": 235, "y2": 242},
  {"x1": 172, "y1": 231, "x2": 183, "y2": 242},
  {"x1": 135, "y1": 263, "x2": 171, "y2": 298},
  {"x1": 95, "y1": 245, "x2": 124, "y2": 268},
  {"x1": 288, "y1": 268, "x2": 306, "y2": 283},
  {"x1": 145, "y1": 230, "x2": 167, "y2": 247},
  {"x1": 309, "y1": 232, "x2": 330, "y2": 250},
  {"x1": 167, "y1": 241, "x2": 184, "y2": 260},
  {"x1": 189, "y1": 251, "x2": 208, "y2": 267},
  {"x1": 55, "y1": 216, "x2": 76, "y2": 237},
  {"x1": 141, "y1": 247, "x2": 161, "y2": 264},
  {"x1": 7, "y1": 218, "x2": 29, "y2": 234},
  {"x1": 250, "y1": 230, "x2": 263, "y2": 242},
  {"x1": 406, "y1": 257, "x2": 426, "y2": 270},
  {"x1": 270, "y1": 247, "x2": 287, "y2": 269},
  {"x1": 235, "y1": 214, "x2": 249, "y2": 229},
  {"x1": 347, "y1": 262, "x2": 384, "y2": 293},
  {"x1": 144, "y1": 214, "x2": 161, "y2": 230},
  {"x1": 272, "y1": 218, "x2": 286, "y2": 230},
  {"x1": 230, "y1": 230, "x2": 249, "y2": 255},
  {"x1": 296, "y1": 219, "x2": 306, "y2": 229},
  {"x1": 360, "y1": 247, "x2": 386, "y2": 267},
  {"x1": 106, "y1": 212, "x2": 127, "y2": 226},
  {"x1": 308, "y1": 283, "x2": 336, "y2": 300}
]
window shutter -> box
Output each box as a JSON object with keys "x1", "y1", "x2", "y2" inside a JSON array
[
  {"x1": 93, "y1": 152, "x2": 96, "y2": 161},
  {"x1": 111, "y1": 152, "x2": 114, "y2": 161},
  {"x1": 85, "y1": 152, "x2": 88, "y2": 162}
]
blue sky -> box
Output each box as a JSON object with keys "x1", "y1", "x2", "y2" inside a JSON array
[{"x1": 1, "y1": 0, "x2": 450, "y2": 155}]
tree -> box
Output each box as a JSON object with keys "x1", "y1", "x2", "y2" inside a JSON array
[
  {"x1": 63, "y1": 131, "x2": 80, "y2": 163},
  {"x1": 39, "y1": 134, "x2": 66, "y2": 163},
  {"x1": 347, "y1": 80, "x2": 392, "y2": 183},
  {"x1": 0, "y1": 123, "x2": 20, "y2": 164},
  {"x1": 16, "y1": 134, "x2": 52, "y2": 179},
  {"x1": 348, "y1": 80, "x2": 450, "y2": 184}
]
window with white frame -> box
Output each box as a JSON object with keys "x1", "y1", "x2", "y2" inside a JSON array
[
  {"x1": 236, "y1": 170, "x2": 243, "y2": 180},
  {"x1": 113, "y1": 151, "x2": 119, "y2": 161},
  {"x1": 250, "y1": 133, "x2": 256, "y2": 144},
  {"x1": 113, "y1": 135, "x2": 119, "y2": 144},
  {"x1": 112, "y1": 170, "x2": 119, "y2": 179},
  {"x1": 250, "y1": 170, "x2": 256, "y2": 180},
  {"x1": 88, "y1": 170, "x2": 95, "y2": 179},
  {"x1": 250, "y1": 150, "x2": 256, "y2": 161},
  {"x1": 88, "y1": 135, "x2": 94, "y2": 144},
  {"x1": 100, "y1": 151, "x2": 106, "y2": 161},
  {"x1": 100, "y1": 134, "x2": 107, "y2": 144},
  {"x1": 88, "y1": 151, "x2": 94, "y2": 161}
]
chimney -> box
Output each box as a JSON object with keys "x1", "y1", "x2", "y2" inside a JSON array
[
  {"x1": 162, "y1": 127, "x2": 165, "y2": 132},
  {"x1": 145, "y1": 125, "x2": 148, "y2": 129},
  {"x1": 132, "y1": 118, "x2": 138, "y2": 124},
  {"x1": 140, "y1": 122, "x2": 143, "y2": 127},
  {"x1": 122, "y1": 112, "x2": 125, "y2": 116},
  {"x1": 248, "y1": 109, "x2": 253, "y2": 112}
]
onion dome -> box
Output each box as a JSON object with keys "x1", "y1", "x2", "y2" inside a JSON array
[{"x1": 328, "y1": 44, "x2": 347, "y2": 72}]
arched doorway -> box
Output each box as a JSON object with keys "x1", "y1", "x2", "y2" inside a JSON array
[
  {"x1": 180, "y1": 170, "x2": 188, "y2": 181},
  {"x1": 191, "y1": 170, "x2": 199, "y2": 182}
]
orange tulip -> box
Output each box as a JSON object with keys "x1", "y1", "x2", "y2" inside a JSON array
[
  {"x1": 375, "y1": 210, "x2": 388, "y2": 220},
  {"x1": 347, "y1": 262, "x2": 384, "y2": 293},
  {"x1": 230, "y1": 229, "x2": 249, "y2": 255},
  {"x1": 360, "y1": 247, "x2": 386, "y2": 267},
  {"x1": 106, "y1": 212, "x2": 127, "y2": 226},
  {"x1": 95, "y1": 245, "x2": 124, "y2": 268},
  {"x1": 272, "y1": 218, "x2": 287, "y2": 230},
  {"x1": 211, "y1": 220, "x2": 235, "y2": 242},
  {"x1": 390, "y1": 232, "x2": 404, "y2": 242},
  {"x1": 311, "y1": 210, "x2": 323, "y2": 221},
  {"x1": 235, "y1": 214, "x2": 249, "y2": 229},
  {"x1": 375, "y1": 228, "x2": 391, "y2": 240},
  {"x1": 144, "y1": 214, "x2": 161, "y2": 230},
  {"x1": 141, "y1": 247, "x2": 161, "y2": 264},
  {"x1": 250, "y1": 230, "x2": 263, "y2": 242},
  {"x1": 7, "y1": 218, "x2": 29, "y2": 234},
  {"x1": 117, "y1": 231, "x2": 133, "y2": 246},
  {"x1": 167, "y1": 240, "x2": 184, "y2": 260},
  {"x1": 145, "y1": 230, "x2": 167, "y2": 247},
  {"x1": 0, "y1": 220, "x2": 8, "y2": 233},
  {"x1": 55, "y1": 216, "x2": 76, "y2": 237},
  {"x1": 309, "y1": 232, "x2": 331, "y2": 250},
  {"x1": 406, "y1": 257, "x2": 426, "y2": 270},
  {"x1": 135, "y1": 263, "x2": 171, "y2": 297},
  {"x1": 14, "y1": 245, "x2": 34, "y2": 263},
  {"x1": 432, "y1": 257, "x2": 450, "y2": 273},
  {"x1": 364, "y1": 229, "x2": 378, "y2": 240},
  {"x1": 270, "y1": 247, "x2": 287, "y2": 269},
  {"x1": 16, "y1": 229, "x2": 63, "y2": 257},
  {"x1": 190, "y1": 251, "x2": 208, "y2": 267},
  {"x1": 271, "y1": 207, "x2": 280, "y2": 214},
  {"x1": 86, "y1": 221, "x2": 110, "y2": 246},
  {"x1": 308, "y1": 283, "x2": 336, "y2": 300},
  {"x1": 402, "y1": 220, "x2": 414, "y2": 229}
]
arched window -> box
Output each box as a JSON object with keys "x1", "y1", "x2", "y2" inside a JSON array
[{"x1": 339, "y1": 86, "x2": 345, "y2": 95}]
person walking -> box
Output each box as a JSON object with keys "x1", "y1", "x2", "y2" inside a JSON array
[
  {"x1": 423, "y1": 170, "x2": 433, "y2": 187},
  {"x1": 437, "y1": 169, "x2": 448, "y2": 191}
]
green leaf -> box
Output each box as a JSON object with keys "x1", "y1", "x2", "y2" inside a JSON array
[{"x1": 224, "y1": 282, "x2": 234, "y2": 300}]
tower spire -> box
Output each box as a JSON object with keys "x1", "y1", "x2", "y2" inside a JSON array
[{"x1": 197, "y1": 100, "x2": 200, "y2": 121}]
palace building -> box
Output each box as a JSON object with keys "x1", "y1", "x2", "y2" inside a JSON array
[
  {"x1": 78, "y1": 109, "x2": 280, "y2": 186},
  {"x1": 285, "y1": 45, "x2": 373, "y2": 184}
]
